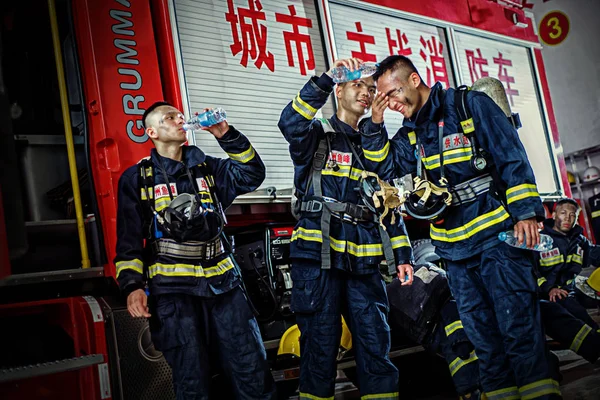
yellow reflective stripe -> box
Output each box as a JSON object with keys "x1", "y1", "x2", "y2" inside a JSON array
[
  {"x1": 321, "y1": 166, "x2": 363, "y2": 181},
  {"x1": 155, "y1": 197, "x2": 171, "y2": 212},
  {"x1": 430, "y1": 206, "x2": 510, "y2": 243},
  {"x1": 116, "y1": 259, "x2": 144, "y2": 277},
  {"x1": 408, "y1": 131, "x2": 416, "y2": 145},
  {"x1": 570, "y1": 324, "x2": 592, "y2": 352},
  {"x1": 363, "y1": 141, "x2": 390, "y2": 163},
  {"x1": 141, "y1": 189, "x2": 153, "y2": 200},
  {"x1": 227, "y1": 146, "x2": 256, "y2": 163},
  {"x1": 567, "y1": 254, "x2": 582, "y2": 264},
  {"x1": 519, "y1": 379, "x2": 561, "y2": 400},
  {"x1": 592, "y1": 210, "x2": 600, "y2": 218},
  {"x1": 445, "y1": 320, "x2": 463, "y2": 336},
  {"x1": 390, "y1": 235, "x2": 410, "y2": 249},
  {"x1": 537, "y1": 277, "x2": 547, "y2": 287},
  {"x1": 449, "y1": 350, "x2": 477, "y2": 376},
  {"x1": 148, "y1": 257, "x2": 234, "y2": 279},
  {"x1": 423, "y1": 148, "x2": 473, "y2": 170},
  {"x1": 361, "y1": 393, "x2": 400, "y2": 400},
  {"x1": 291, "y1": 227, "x2": 387, "y2": 257},
  {"x1": 539, "y1": 255, "x2": 563, "y2": 267},
  {"x1": 485, "y1": 386, "x2": 520, "y2": 400},
  {"x1": 292, "y1": 94, "x2": 317, "y2": 120},
  {"x1": 299, "y1": 393, "x2": 333, "y2": 400},
  {"x1": 460, "y1": 118, "x2": 475, "y2": 134},
  {"x1": 506, "y1": 183, "x2": 539, "y2": 205}
]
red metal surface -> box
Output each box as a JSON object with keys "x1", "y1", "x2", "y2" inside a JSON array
[
  {"x1": 467, "y1": 0, "x2": 537, "y2": 42},
  {"x1": 72, "y1": 0, "x2": 165, "y2": 279},
  {"x1": 0, "y1": 297, "x2": 111, "y2": 400},
  {"x1": 151, "y1": 0, "x2": 184, "y2": 110},
  {"x1": 533, "y1": 48, "x2": 570, "y2": 198},
  {"x1": 0, "y1": 184, "x2": 10, "y2": 280}
]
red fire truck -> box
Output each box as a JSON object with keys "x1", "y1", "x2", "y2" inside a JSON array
[{"x1": 0, "y1": 0, "x2": 574, "y2": 398}]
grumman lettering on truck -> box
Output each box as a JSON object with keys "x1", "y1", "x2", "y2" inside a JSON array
[{"x1": 110, "y1": 0, "x2": 148, "y2": 143}]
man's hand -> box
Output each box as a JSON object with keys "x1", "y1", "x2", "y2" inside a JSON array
[
  {"x1": 127, "y1": 288, "x2": 151, "y2": 318},
  {"x1": 327, "y1": 57, "x2": 364, "y2": 76},
  {"x1": 371, "y1": 92, "x2": 389, "y2": 124},
  {"x1": 548, "y1": 288, "x2": 569, "y2": 302},
  {"x1": 199, "y1": 108, "x2": 229, "y2": 139},
  {"x1": 513, "y1": 217, "x2": 540, "y2": 249},
  {"x1": 397, "y1": 264, "x2": 414, "y2": 286}
]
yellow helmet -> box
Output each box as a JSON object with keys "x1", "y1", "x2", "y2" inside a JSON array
[
  {"x1": 567, "y1": 171, "x2": 576, "y2": 184},
  {"x1": 587, "y1": 268, "x2": 600, "y2": 293},
  {"x1": 278, "y1": 324, "x2": 301, "y2": 358},
  {"x1": 277, "y1": 317, "x2": 353, "y2": 358}
]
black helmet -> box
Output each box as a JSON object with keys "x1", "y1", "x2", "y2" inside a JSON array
[
  {"x1": 404, "y1": 178, "x2": 451, "y2": 220},
  {"x1": 161, "y1": 193, "x2": 223, "y2": 242},
  {"x1": 359, "y1": 174, "x2": 383, "y2": 215}
]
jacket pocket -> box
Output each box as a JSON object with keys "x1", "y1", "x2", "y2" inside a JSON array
[{"x1": 290, "y1": 267, "x2": 326, "y2": 314}]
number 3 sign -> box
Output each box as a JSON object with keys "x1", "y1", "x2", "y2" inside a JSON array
[{"x1": 539, "y1": 11, "x2": 570, "y2": 46}]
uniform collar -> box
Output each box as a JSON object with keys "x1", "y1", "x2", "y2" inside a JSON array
[
  {"x1": 403, "y1": 82, "x2": 445, "y2": 130},
  {"x1": 151, "y1": 145, "x2": 206, "y2": 175},
  {"x1": 332, "y1": 114, "x2": 360, "y2": 140}
]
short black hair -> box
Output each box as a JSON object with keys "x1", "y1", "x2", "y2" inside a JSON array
[
  {"x1": 142, "y1": 101, "x2": 173, "y2": 128},
  {"x1": 372, "y1": 55, "x2": 419, "y2": 82},
  {"x1": 554, "y1": 198, "x2": 579, "y2": 212}
]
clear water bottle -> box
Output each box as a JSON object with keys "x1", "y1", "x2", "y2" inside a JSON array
[
  {"x1": 498, "y1": 231, "x2": 554, "y2": 251},
  {"x1": 330, "y1": 63, "x2": 378, "y2": 83},
  {"x1": 183, "y1": 107, "x2": 227, "y2": 131}
]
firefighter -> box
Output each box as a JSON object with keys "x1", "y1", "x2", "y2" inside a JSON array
[
  {"x1": 534, "y1": 198, "x2": 600, "y2": 363},
  {"x1": 277, "y1": 57, "x2": 414, "y2": 400},
  {"x1": 114, "y1": 102, "x2": 275, "y2": 399},
  {"x1": 363, "y1": 55, "x2": 561, "y2": 399}
]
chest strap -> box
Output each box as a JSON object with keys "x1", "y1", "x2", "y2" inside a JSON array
[{"x1": 450, "y1": 174, "x2": 493, "y2": 206}]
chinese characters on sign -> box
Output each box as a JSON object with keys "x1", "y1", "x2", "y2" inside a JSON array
[
  {"x1": 465, "y1": 48, "x2": 519, "y2": 105},
  {"x1": 226, "y1": 0, "x2": 315, "y2": 75}
]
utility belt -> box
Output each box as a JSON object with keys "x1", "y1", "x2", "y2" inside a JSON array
[
  {"x1": 151, "y1": 237, "x2": 225, "y2": 261},
  {"x1": 450, "y1": 174, "x2": 493, "y2": 206},
  {"x1": 300, "y1": 196, "x2": 374, "y2": 224}
]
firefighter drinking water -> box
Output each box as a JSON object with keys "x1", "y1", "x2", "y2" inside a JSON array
[
  {"x1": 363, "y1": 55, "x2": 561, "y2": 399},
  {"x1": 114, "y1": 102, "x2": 275, "y2": 399},
  {"x1": 278, "y1": 57, "x2": 414, "y2": 400}
]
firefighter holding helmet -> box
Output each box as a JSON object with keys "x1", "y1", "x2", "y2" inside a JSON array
[
  {"x1": 114, "y1": 102, "x2": 275, "y2": 399},
  {"x1": 364, "y1": 55, "x2": 561, "y2": 399}
]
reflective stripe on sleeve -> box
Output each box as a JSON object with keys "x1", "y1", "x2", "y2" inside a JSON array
[
  {"x1": 506, "y1": 183, "x2": 539, "y2": 205},
  {"x1": 116, "y1": 259, "x2": 144, "y2": 277}
]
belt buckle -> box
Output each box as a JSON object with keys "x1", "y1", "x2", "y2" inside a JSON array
[{"x1": 306, "y1": 200, "x2": 323, "y2": 213}]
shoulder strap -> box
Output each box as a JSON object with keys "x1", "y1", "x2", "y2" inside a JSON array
[
  {"x1": 196, "y1": 162, "x2": 225, "y2": 218},
  {"x1": 139, "y1": 158, "x2": 155, "y2": 240}
]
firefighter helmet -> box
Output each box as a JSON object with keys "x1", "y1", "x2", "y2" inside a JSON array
[
  {"x1": 587, "y1": 267, "x2": 600, "y2": 293},
  {"x1": 567, "y1": 171, "x2": 576, "y2": 184},
  {"x1": 404, "y1": 177, "x2": 452, "y2": 220},
  {"x1": 582, "y1": 166, "x2": 600, "y2": 183},
  {"x1": 161, "y1": 193, "x2": 223, "y2": 242},
  {"x1": 277, "y1": 317, "x2": 353, "y2": 359}
]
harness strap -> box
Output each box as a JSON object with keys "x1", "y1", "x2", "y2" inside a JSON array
[
  {"x1": 450, "y1": 174, "x2": 494, "y2": 206},
  {"x1": 152, "y1": 237, "x2": 225, "y2": 261}
]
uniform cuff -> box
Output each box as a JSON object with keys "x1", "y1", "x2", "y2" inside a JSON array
[{"x1": 217, "y1": 126, "x2": 242, "y2": 143}]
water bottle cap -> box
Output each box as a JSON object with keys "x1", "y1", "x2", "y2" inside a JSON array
[{"x1": 498, "y1": 232, "x2": 507, "y2": 241}]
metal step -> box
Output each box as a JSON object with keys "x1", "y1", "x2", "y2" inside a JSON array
[{"x1": 0, "y1": 354, "x2": 104, "y2": 383}]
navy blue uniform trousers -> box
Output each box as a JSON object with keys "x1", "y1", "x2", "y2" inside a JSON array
[
  {"x1": 291, "y1": 260, "x2": 399, "y2": 399},
  {"x1": 150, "y1": 287, "x2": 275, "y2": 400},
  {"x1": 540, "y1": 298, "x2": 600, "y2": 363},
  {"x1": 446, "y1": 243, "x2": 560, "y2": 399}
]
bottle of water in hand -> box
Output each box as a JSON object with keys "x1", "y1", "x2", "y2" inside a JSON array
[
  {"x1": 330, "y1": 63, "x2": 378, "y2": 83},
  {"x1": 498, "y1": 231, "x2": 554, "y2": 251},
  {"x1": 183, "y1": 107, "x2": 227, "y2": 131}
]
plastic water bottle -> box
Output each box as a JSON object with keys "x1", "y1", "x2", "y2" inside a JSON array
[
  {"x1": 498, "y1": 231, "x2": 554, "y2": 251},
  {"x1": 330, "y1": 63, "x2": 378, "y2": 83},
  {"x1": 183, "y1": 108, "x2": 227, "y2": 131}
]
